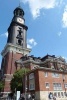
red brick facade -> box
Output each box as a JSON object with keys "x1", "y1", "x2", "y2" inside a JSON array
[
  {"x1": 1, "y1": 51, "x2": 23, "y2": 92},
  {"x1": 20, "y1": 55, "x2": 67, "y2": 100},
  {"x1": 22, "y1": 68, "x2": 67, "y2": 100}
]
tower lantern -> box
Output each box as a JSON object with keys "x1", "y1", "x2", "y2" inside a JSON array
[{"x1": 14, "y1": 6, "x2": 24, "y2": 17}]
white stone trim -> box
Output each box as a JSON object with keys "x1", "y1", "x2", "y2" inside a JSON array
[
  {"x1": 1, "y1": 43, "x2": 31, "y2": 56},
  {"x1": 5, "y1": 79, "x2": 11, "y2": 81},
  {"x1": 4, "y1": 74, "x2": 13, "y2": 81},
  {"x1": 4, "y1": 74, "x2": 13, "y2": 76},
  {"x1": 1, "y1": 92, "x2": 11, "y2": 93}
]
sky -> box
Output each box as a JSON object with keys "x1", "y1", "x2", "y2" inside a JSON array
[{"x1": 0, "y1": 0, "x2": 67, "y2": 67}]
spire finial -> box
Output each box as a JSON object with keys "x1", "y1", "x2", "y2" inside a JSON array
[{"x1": 19, "y1": 0, "x2": 21, "y2": 7}]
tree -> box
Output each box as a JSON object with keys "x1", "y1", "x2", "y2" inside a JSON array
[
  {"x1": 10, "y1": 68, "x2": 29, "y2": 93},
  {"x1": 0, "y1": 81, "x2": 4, "y2": 92}
]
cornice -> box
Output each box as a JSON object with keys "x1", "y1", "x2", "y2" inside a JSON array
[{"x1": 1, "y1": 43, "x2": 31, "y2": 56}]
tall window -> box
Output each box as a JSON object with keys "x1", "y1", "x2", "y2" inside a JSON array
[
  {"x1": 19, "y1": 31, "x2": 21, "y2": 36},
  {"x1": 45, "y1": 72, "x2": 48, "y2": 77},
  {"x1": 53, "y1": 92, "x2": 57, "y2": 97},
  {"x1": 18, "y1": 39, "x2": 21, "y2": 45},
  {"x1": 45, "y1": 83, "x2": 49, "y2": 88},
  {"x1": 29, "y1": 73, "x2": 35, "y2": 90},
  {"x1": 53, "y1": 83, "x2": 62, "y2": 90},
  {"x1": 18, "y1": 27, "x2": 23, "y2": 36},
  {"x1": 61, "y1": 92, "x2": 64, "y2": 97},
  {"x1": 58, "y1": 92, "x2": 61, "y2": 97}
]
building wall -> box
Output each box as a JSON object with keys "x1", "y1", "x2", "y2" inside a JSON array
[
  {"x1": 38, "y1": 70, "x2": 67, "y2": 91},
  {"x1": 3, "y1": 81, "x2": 11, "y2": 92},
  {"x1": 1, "y1": 51, "x2": 23, "y2": 93},
  {"x1": 2, "y1": 51, "x2": 23, "y2": 74},
  {"x1": 27, "y1": 69, "x2": 67, "y2": 100}
]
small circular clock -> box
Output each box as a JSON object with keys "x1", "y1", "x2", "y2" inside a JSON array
[{"x1": 17, "y1": 18, "x2": 24, "y2": 24}]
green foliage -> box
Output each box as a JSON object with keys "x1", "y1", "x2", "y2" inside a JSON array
[
  {"x1": 0, "y1": 81, "x2": 4, "y2": 92},
  {"x1": 10, "y1": 68, "x2": 29, "y2": 93}
]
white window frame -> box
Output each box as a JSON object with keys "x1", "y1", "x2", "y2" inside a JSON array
[{"x1": 53, "y1": 83, "x2": 62, "y2": 91}]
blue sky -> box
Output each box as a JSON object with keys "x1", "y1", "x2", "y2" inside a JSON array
[{"x1": 0, "y1": 0, "x2": 67, "y2": 67}]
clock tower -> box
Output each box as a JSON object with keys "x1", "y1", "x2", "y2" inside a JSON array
[{"x1": 1, "y1": 6, "x2": 31, "y2": 94}]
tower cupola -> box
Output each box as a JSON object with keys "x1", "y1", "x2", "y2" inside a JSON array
[{"x1": 14, "y1": 6, "x2": 24, "y2": 17}]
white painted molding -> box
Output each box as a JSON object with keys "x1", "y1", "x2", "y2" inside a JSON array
[{"x1": 1, "y1": 43, "x2": 31, "y2": 56}]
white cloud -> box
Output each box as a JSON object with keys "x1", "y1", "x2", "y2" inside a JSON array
[
  {"x1": 28, "y1": 38, "x2": 37, "y2": 45},
  {"x1": 21, "y1": 0, "x2": 63, "y2": 19},
  {"x1": 27, "y1": 44, "x2": 32, "y2": 49},
  {"x1": 27, "y1": 38, "x2": 37, "y2": 48},
  {"x1": 4, "y1": 32, "x2": 8, "y2": 37},
  {"x1": 57, "y1": 31, "x2": 62, "y2": 36},
  {"x1": 62, "y1": 5, "x2": 67, "y2": 28},
  {"x1": 0, "y1": 32, "x2": 8, "y2": 38}
]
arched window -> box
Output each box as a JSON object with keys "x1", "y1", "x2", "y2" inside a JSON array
[
  {"x1": 18, "y1": 40, "x2": 21, "y2": 45},
  {"x1": 19, "y1": 31, "x2": 21, "y2": 36},
  {"x1": 19, "y1": 11, "x2": 22, "y2": 16}
]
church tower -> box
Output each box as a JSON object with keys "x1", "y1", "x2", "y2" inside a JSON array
[{"x1": 1, "y1": 6, "x2": 31, "y2": 93}]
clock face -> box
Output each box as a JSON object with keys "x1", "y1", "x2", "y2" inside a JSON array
[{"x1": 17, "y1": 18, "x2": 24, "y2": 24}]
